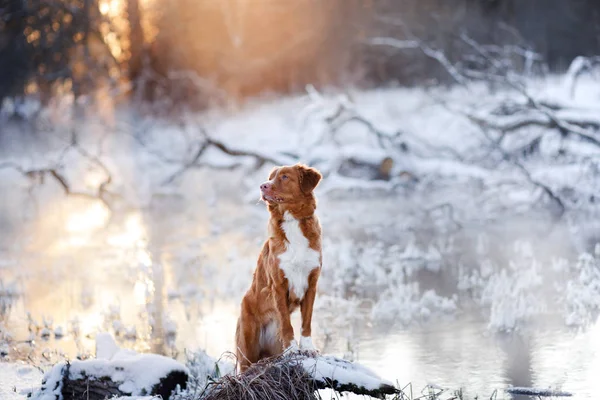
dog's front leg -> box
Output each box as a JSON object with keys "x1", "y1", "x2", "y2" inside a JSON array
[
  {"x1": 299, "y1": 268, "x2": 320, "y2": 353},
  {"x1": 271, "y1": 280, "x2": 297, "y2": 351}
]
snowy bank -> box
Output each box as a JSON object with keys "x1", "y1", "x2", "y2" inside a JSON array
[{"x1": 27, "y1": 333, "x2": 398, "y2": 400}]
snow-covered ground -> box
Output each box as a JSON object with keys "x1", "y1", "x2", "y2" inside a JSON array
[
  {"x1": 1, "y1": 67, "x2": 599, "y2": 398},
  {"x1": 0, "y1": 362, "x2": 43, "y2": 400}
]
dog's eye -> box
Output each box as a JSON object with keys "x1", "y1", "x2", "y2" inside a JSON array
[{"x1": 281, "y1": 175, "x2": 288, "y2": 181}]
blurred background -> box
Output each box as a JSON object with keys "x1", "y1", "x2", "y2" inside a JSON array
[
  {"x1": 2, "y1": 0, "x2": 600, "y2": 108},
  {"x1": 1, "y1": 1, "x2": 600, "y2": 399}
]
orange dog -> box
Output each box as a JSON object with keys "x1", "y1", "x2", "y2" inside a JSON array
[{"x1": 235, "y1": 164, "x2": 323, "y2": 372}]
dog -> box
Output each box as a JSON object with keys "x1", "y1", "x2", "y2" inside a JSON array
[{"x1": 235, "y1": 163, "x2": 323, "y2": 372}]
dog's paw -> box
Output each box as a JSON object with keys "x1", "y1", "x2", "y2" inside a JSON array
[
  {"x1": 300, "y1": 349, "x2": 320, "y2": 358},
  {"x1": 299, "y1": 336, "x2": 319, "y2": 357},
  {"x1": 299, "y1": 336, "x2": 316, "y2": 350}
]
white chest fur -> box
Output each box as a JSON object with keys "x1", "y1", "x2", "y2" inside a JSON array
[{"x1": 278, "y1": 212, "x2": 321, "y2": 299}]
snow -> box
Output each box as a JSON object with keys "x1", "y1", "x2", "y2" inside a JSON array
[
  {"x1": 0, "y1": 362, "x2": 43, "y2": 400},
  {"x1": 30, "y1": 333, "x2": 188, "y2": 400},
  {"x1": 455, "y1": 239, "x2": 600, "y2": 332},
  {"x1": 371, "y1": 284, "x2": 457, "y2": 326},
  {"x1": 53, "y1": 326, "x2": 64, "y2": 338},
  {"x1": 1, "y1": 60, "x2": 600, "y2": 398},
  {"x1": 96, "y1": 331, "x2": 120, "y2": 359},
  {"x1": 563, "y1": 246, "x2": 600, "y2": 326},
  {"x1": 170, "y1": 349, "x2": 235, "y2": 400},
  {"x1": 319, "y1": 173, "x2": 396, "y2": 194},
  {"x1": 564, "y1": 56, "x2": 599, "y2": 97},
  {"x1": 302, "y1": 355, "x2": 394, "y2": 392}
]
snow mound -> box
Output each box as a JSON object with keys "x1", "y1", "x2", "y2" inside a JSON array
[
  {"x1": 302, "y1": 354, "x2": 396, "y2": 393},
  {"x1": 30, "y1": 333, "x2": 188, "y2": 400}
]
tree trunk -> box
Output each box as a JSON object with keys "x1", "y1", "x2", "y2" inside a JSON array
[
  {"x1": 0, "y1": 0, "x2": 30, "y2": 103},
  {"x1": 127, "y1": 0, "x2": 145, "y2": 85}
]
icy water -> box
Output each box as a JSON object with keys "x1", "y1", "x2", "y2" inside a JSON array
[{"x1": 1, "y1": 167, "x2": 599, "y2": 400}]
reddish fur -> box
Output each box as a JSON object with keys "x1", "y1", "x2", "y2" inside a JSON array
[{"x1": 235, "y1": 164, "x2": 323, "y2": 372}]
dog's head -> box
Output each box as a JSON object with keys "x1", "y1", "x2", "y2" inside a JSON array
[{"x1": 260, "y1": 164, "x2": 322, "y2": 210}]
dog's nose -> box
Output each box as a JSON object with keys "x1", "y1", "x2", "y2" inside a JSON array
[{"x1": 260, "y1": 182, "x2": 271, "y2": 191}]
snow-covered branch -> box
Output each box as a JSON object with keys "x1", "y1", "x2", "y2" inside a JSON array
[
  {"x1": 0, "y1": 135, "x2": 114, "y2": 209},
  {"x1": 161, "y1": 127, "x2": 293, "y2": 185},
  {"x1": 564, "y1": 56, "x2": 600, "y2": 98},
  {"x1": 366, "y1": 36, "x2": 468, "y2": 85},
  {"x1": 366, "y1": 17, "x2": 543, "y2": 86}
]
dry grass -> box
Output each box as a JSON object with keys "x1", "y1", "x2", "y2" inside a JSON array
[{"x1": 201, "y1": 352, "x2": 318, "y2": 400}]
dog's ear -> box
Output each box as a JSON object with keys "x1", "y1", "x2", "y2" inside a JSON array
[
  {"x1": 297, "y1": 164, "x2": 322, "y2": 193},
  {"x1": 268, "y1": 167, "x2": 279, "y2": 180}
]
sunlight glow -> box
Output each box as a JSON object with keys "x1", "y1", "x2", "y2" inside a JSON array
[
  {"x1": 195, "y1": 302, "x2": 239, "y2": 355},
  {"x1": 133, "y1": 280, "x2": 147, "y2": 305},
  {"x1": 99, "y1": 0, "x2": 121, "y2": 16},
  {"x1": 133, "y1": 278, "x2": 155, "y2": 306},
  {"x1": 79, "y1": 312, "x2": 104, "y2": 336},
  {"x1": 84, "y1": 169, "x2": 107, "y2": 190},
  {"x1": 107, "y1": 213, "x2": 148, "y2": 248},
  {"x1": 65, "y1": 202, "x2": 110, "y2": 237}
]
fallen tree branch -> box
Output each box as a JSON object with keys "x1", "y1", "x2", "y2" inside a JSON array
[
  {"x1": 428, "y1": 94, "x2": 567, "y2": 220},
  {"x1": 0, "y1": 162, "x2": 112, "y2": 209},
  {"x1": 507, "y1": 82, "x2": 600, "y2": 148},
  {"x1": 469, "y1": 122, "x2": 566, "y2": 219},
  {"x1": 461, "y1": 94, "x2": 600, "y2": 150},
  {"x1": 366, "y1": 36, "x2": 468, "y2": 85},
  {"x1": 161, "y1": 141, "x2": 211, "y2": 185},
  {"x1": 329, "y1": 110, "x2": 404, "y2": 150},
  {"x1": 564, "y1": 56, "x2": 600, "y2": 98},
  {"x1": 161, "y1": 128, "x2": 292, "y2": 185},
  {"x1": 203, "y1": 134, "x2": 284, "y2": 167}
]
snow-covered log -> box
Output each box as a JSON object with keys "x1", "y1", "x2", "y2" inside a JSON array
[
  {"x1": 31, "y1": 357, "x2": 187, "y2": 400},
  {"x1": 202, "y1": 352, "x2": 398, "y2": 400},
  {"x1": 337, "y1": 151, "x2": 395, "y2": 181},
  {"x1": 31, "y1": 334, "x2": 188, "y2": 400},
  {"x1": 303, "y1": 355, "x2": 398, "y2": 396}
]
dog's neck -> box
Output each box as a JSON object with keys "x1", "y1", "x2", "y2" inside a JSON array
[{"x1": 268, "y1": 197, "x2": 317, "y2": 222}]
